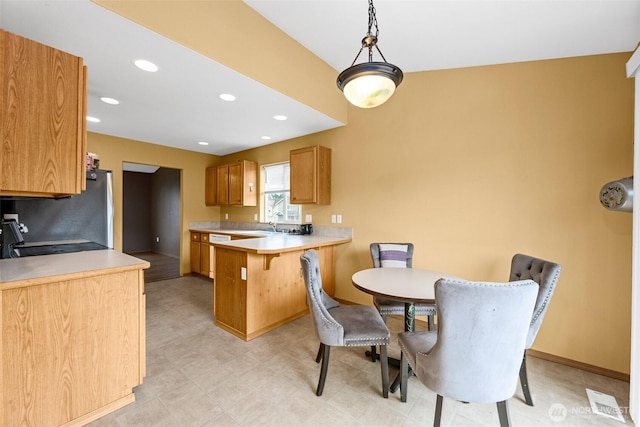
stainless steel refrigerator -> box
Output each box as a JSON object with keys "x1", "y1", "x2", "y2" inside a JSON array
[{"x1": 12, "y1": 170, "x2": 114, "y2": 248}]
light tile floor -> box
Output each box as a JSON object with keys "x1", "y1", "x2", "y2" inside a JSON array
[{"x1": 88, "y1": 276, "x2": 633, "y2": 426}]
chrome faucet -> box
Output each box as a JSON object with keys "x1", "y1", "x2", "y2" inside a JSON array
[{"x1": 268, "y1": 221, "x2": 277, "y2": 232}]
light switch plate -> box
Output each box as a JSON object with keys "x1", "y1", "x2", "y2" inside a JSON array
[
  {"x1": 337, "y1": 214, "x2": 342, "y2": 224},
  {"x1": 241, "y1": 267, "x2": 247, "y2": 280},
  {"x1": 225, "y1": 213, "x2": 229, "y2": 220},
  {"x1": 305, "y1": 214, "x2": 312, "y2": 222},
  {"x1": 254, "y1": 213, "x2": 258, "y2": 221},
  {"x1": 331, "y1": 214, "x2": 337, "y2": 223}
]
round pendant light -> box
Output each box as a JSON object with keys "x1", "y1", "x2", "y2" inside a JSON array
[
  {"x1": 337, "y1": 62, "x2": 403, "y2": 109},
  {"x1": 336, "y1": 0, "x2": 403, "y2": 108}
]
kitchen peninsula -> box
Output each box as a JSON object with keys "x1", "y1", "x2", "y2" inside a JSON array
[
  {"x1": 191, "y1": 228, "x2": 351, "y2": 341},
  {"x1": 0, "y1": 250, "x2": 149, "y2": 427}
]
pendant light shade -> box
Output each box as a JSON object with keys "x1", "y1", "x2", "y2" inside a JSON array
[
  {"x1": 337, "y1": 62, "x2": 403, "y2": 109},
  {"x1": 337, "y1": 0, "x2": 403, "y2": 108}
]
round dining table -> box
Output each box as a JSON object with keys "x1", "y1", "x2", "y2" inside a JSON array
[{"x1": 352, "y1": 267, "x2": 459, "y2": 332}]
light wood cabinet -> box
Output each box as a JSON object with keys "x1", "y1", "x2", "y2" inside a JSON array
[
  {"x1": 214, "y1": 245, "x2": 336, "y2": 341},
  {"x1": 190, "y1": 232, "x2": 210, "y2": 275},
  {"x1": 290, "y1": 145, "x2": 331, "y2": 204},
  {"x1": 205, "y1": 160, "x2": 257, "y2": 206},
  {"x1": 205, "y1": 166, "x2": 217, "y2": 206},
  {"x1": 0, "y1": 29, "x2": 87, "y2": 198},
  {"x1": 200, "y1": 233, "x2": 210, "y2": 276},
  {"x1": 216, "y1": 165, "x2": 230, "y2": 205},
  {"x1": 0, "y1": 256, "x2": 147, "y2": 426}
]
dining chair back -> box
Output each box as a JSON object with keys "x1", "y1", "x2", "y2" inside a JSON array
[
  {"x1": 371, "y1": 242, "x2": 414, "y2": 268},
  {"x1": 509, "y1": 253, "x2": 562, "y2": 406},
  {"x1": 398, "y1": 278, "x2": 539, "y2": 426},
  {"x1": 370, "y1": 243, "x2": 437, "y2": 330},
  {"x1": 300, "y1": 249, "x2": 390, "y2": 397}
]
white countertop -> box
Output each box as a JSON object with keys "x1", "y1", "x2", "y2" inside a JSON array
[
  {"x1": 0, "y1": 250, "x2": 150, "y2": 289},
  {"x1": 191, "y1": 229, "x2": 276, "y2": 237},
  {"x1": 208, "y1": 233, "x2": 352, "y2": 254}
]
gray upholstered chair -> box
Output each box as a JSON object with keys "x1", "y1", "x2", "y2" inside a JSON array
[
  {"x1": 398, "y1": 278, "x2": 539, "y2": 426},
  {"x1": 370, "y1": 243, "x2": 437, "y2": 330},
  {"x1": 510, "y1": 253, "x2": 562, "y2": 406},
  {"x1": 300, "y1": 249, "x2": 390, "y2": 397}
]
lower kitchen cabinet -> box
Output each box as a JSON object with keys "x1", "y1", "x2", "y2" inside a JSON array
[
  {"x1": 0, "y1": 252, "x2": 148, "y2": 426},
  {"x1": 190, "y1": 232, "x2": 210, "y2": 276}
]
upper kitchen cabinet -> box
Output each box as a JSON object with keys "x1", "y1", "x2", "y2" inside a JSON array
[
  {"x1": 205, "y1": 160, "x2": 257, "y2": 206},
  {"x1": 205, "y1": 166, "x2": 217, "y2": 206},
  {"x1": 0, "y1": 30, "x2": 87, "y2": 198},
  {"x1": 228, "y1": 161, "x2": 256, "y2": 205},
  {"x1": 290, "y1": 145, "x2": 331, "y2": 205}
]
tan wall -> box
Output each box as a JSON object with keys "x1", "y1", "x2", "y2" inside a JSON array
[
  {"x1": 89, "y1": 52, "x2": 633, "y2": 375},
  {"x1": 87, "y1": 132, "x2": 220, "y2": 275},
  {"x1": 224, "y1": 53, "x2": 634, "y2": 374}
]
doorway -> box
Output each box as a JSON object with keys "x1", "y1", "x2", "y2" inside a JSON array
[{"x1": 122, "y1": 162, "x2": 181, "y2": 282}]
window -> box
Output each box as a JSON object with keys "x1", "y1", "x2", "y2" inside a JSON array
[{"x1": 263, "y1": 163, "x2": 301, "y2": 224}]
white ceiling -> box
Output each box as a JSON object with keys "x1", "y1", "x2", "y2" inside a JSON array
[{"x1": 1, "y1": 0, "x2": 639, "y2": 157}]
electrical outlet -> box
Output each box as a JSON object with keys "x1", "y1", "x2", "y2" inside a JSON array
[
  {"x1": 225, "y1": 213, "x2": 229, "y2": 220},
  {"x1": 331, "y1": 214, "x2": 337, "y2": 223},
  {"x1": 305, "y1": 214, "x2": 312, "y2": 222},
  {"x1": 156, "y1": 236, "x2": 160, "y2": 242},
  {"x1": 337, "y1": 214, "x2": 342, "y2": 224},
  {"x1": 254, "y1": 213, "x2": 258, "y2": 221}
]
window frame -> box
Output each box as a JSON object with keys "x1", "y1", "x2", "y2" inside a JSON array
[{"x1": 261, "y1": 162, "x2": 302, "y2": 225}]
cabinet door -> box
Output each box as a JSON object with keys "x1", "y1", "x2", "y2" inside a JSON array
[
  {"x1": 216, "y1": 164, "x2": 229, "y2": 205},
  {"x1": 229, "y1": 160, "x2": 257, "y2": 206},
  {"x1": 242, "y1": 160, "x2": 257, "y2": 206},
  {"x1": 200, "y1": 234, "x2": 210, "y2": 275},
  {"x1": 290, "y1": 146, "x2": 331, "y2": 205},
  {"x1": 205, "y1": 166, "x2": 217, "y2": 206},
  {"x1": 190, "y1": 233, "x2": 201, "y2": 273},
  {"x1": 290, "y1": 146, "x2": 318, "y2": 204},
  {"x1": 228, "y1": 162, "x2": 242, "y2": 205},
  {"x1": 0, "y1": 30, "x2": 86, "y2": 197}
]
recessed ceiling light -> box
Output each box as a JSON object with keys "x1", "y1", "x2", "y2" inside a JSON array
[
  {"x1": 219, "y1": 94, "x2": 236, "y2": 102},
  {"x1": 86, "y1": 116, "x2": 100, "y2": 123},
  {"x1": 134, "y1": 59, "x2": 158, "y2": 72},
  {"x1": 261, "y1": 136, "x2": 272, "y2": 140},
  {"x1": 273, "y1": 115, "x2": 287, "y2": 121},
  {"x1": 100, "y1": 97, "x2": 119, "y2": 105},
  {"x1": 198, "y1": 141, "x2": 209, "y2": 146}
]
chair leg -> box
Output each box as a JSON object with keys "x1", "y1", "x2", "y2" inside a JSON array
[
  {"x1": 316, "y1": 345, "x2": 330, "y2": 396},
  {"x1": 400, "y1": 351, "x2": 408, "y2": 402},
  {"x1": 497, "y1": 400, "x2": 511, "y2": 427},
  {"x1": 380, "y1": 344, "x2": 389, "y2": 398},
  {"x1": 315, "y1": 343, "x2": 324, "y2": 363},
  {"x1": 434, "y1": 394, "x2": 443, "y2": 427},
  {"x1": 369, "y1": 314, "x2": 386, "y2": 362},
  {"x1": 519, "y1": 353, "x2": 533, "y2": 406}
]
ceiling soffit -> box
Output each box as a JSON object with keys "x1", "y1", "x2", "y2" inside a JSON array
[{"x1": 92, "y1": 0, "x2": 347, "y2": 125}]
